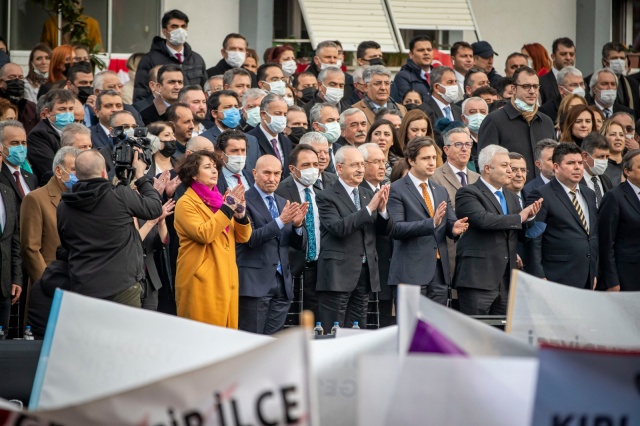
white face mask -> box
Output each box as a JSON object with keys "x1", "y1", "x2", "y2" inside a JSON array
[
  {"x1": 319, "y1": 61, "x2": 334, "y2": 70},
  {"x1": 226, "y1": 50, "x2": 246, "y2": 68},
  {"x1": 124, "y1": 127, "x2": 135, "y2": 138},
  {"x1": 265, "y1": 80, "x2": 286, "y2": 96},
  {"x1": 266, "y1": 112, "x2": 287, "y2": 134},
  {"x1": 168, "y1": 28, "x2": 188, "y2": 45},
  {"x1": 296, "y1": 167, "x2": 319, "y2": 186},
  {"x1": 322, "y1": 84, "x2": 344, "y2": 104},
  {"x1": 438, "y1": 83, "x2": 459, "y2": 103},
  {"x1": 281, "y1": 60, "x2": 297, "y2": 77},
  {"x1": 589, "y1": 154, "x2": 609, "y2": 176},
  {"x1": 608, "y1": 58, "x2": 627, "y2": 76},
  {"x1": 319, "y1": 121, "x2": 341, "y2": 143},
  {"x1": 527, "y1": 59, "x2": 534, "y2": 68},
  {"x1": 598, "y1": 89, "x2": 617, "y2": 107},
  {"x1": 224, "y1": 153, "x2": 247, "y2": 174},
  {"x1": 284, "y1": 96, "x2": 294, "y2": 106},
  {"x1": 245, "y1": 106, "x2": 261, "y2": 127},
  {"x1": 336, "y1": 60, "x2": 343, "y2": 68},
  {"x1": 569, "y1": 86, "x2": 586, "y2": 98}
]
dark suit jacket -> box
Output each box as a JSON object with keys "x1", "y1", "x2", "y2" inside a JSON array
[
  {"x1": 478, "y1": 101, "x2": 556, "y2": 182},
  {"x1": 26, "y1": 119, "x2": 61, "y2": 182},
  {"x1": 420, "y1": 95, "x2": 462, "y2": 126},
  {"x1": 216, "y1": 168, "x2": 254, "y2": 195},
  {"x1": 539, "y1": 96, "x2": 560, "y2": 124},
  {"x1": 580, "y1": 173, "x2": 613, "y2": 197},
  {"x1": 201, "y1": 125, "x2": 261, "y2": 173},
  {"x1": 302, "y1": 91, "x2": 351, "y2": 121},
  {"x1": 140, "y1": 97, "x2": 168, "y2": 126},
  {"x1": 539, "y1": 70, "x2": 559, "y2": 106},
  {"x1": 527, "y1": 179, "x2": 598, "y2": 289},
  {"x1": 585, "y1": 73, "x2": 640, "y2": 119},
  {"x1": 237, "y1": 187, "x2": 306, "y2": 299},
  {"x1": 0, "y1": 162, "x2": 38, "y2": 207},
  {"x1": 316, "y1": 180, "x2": 391, "y2": 293},
  {"x1": 598, "y1": 181, "x2": 640, "y2": 291},
  {"x1": 387, "y1": 174, "x2": 457, "y2": 286},
  {"x1": 247, "y1": 125, "x2": 293, "y2": 178},
  {"x1": 87, "y1": 104, "x2": 144, "y2": 128},
  {"x1": 453, "y1": 179, "x2": 525, "y2": 291},
  {"x1": 0, "y1": 183, "x2": 22, "y2": 298},
  {"x1": 523, "y1": 175, "x2": 548, "y2": 196},
  {"x1": 90, "y1": 124, "x2": 111, "y2": 150},
  {"x1": 138, "y1": 219, "x2": 163, "y2": 291},
  {"x1": 315, "y1": 171, "x2": 338, "y2": 192}
]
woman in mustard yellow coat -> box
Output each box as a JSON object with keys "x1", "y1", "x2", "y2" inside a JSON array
[{"x1": 174, "y1": 151, "x2": 251, "y2": 328}]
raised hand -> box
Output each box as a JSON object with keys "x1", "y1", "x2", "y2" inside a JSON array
[
  {"x1": 520, "y1": 198, "x2": 543, "y2": 222},
  {"x1": 279, "y1": 200, "x2": 300, "y2": 224},
  {"x1": 165, "y1": 174, "x2": 181, "y2": 197},
  {"x1": 153, "y1": 170, "x2": 171, "y2": 194},
  {"x1": 433, "y1": 201, "x2": 447, "y2": 227},
  {"x1": 158, "y1": 199, "x2": 176, "y2": 222},
  {"x1": 292, "y1": 202, "x2": 309, "y2": 227},
  {"x1": 367, "y1": 188, "x2": 383, "y2": 212},
  {"x1": 377, "y1": 185, "x2": 390, "y2": 212},
  {"x1": 452, "y1": 217, "x2": 469, "y2": 236}
]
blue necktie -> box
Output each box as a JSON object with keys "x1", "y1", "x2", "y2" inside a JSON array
[
  {"x1": 443, "y1": 105, "x2": 452, "y2": 120},
  {"x1": 352, "y1": 188, "x2": 361, "y2": 210},
  {"x1": 266, "y1": 195, "x2": 283, "y2": 274},
  {"x1": 495, "y1": 190, "x2": 508, "y2": 215},
  {"x1": 304, "y1": 188, "x2": 316, "y2": 261}
]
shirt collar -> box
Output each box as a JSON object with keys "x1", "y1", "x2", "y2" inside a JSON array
[
  {"x1": 552, "y1": 66, "x2": 559, "y2": 78},
  {"x1": 254, "y1": 184, "x2": 274, "y2": 199},
  {"x1": 338, "y1": 177, "x2": 358, "y2": 194},
  {"x1": 260, "y1": 123, "x2": 277, "y2": 139},
  {"x1": 480, "y1": 177, "x2": 502, "y2": 194},
  {"x1": 433, "y1": 95, "x2": 450, "y2": 110},
  {"x1": 408, "y1": 170, "x2": 429, "y2": 188},
  {"x1": 447, "y1": 162, "x2": 466, "y2": 175},
  {"x1": 557, "y1": 179, "x2": 579, "y2": 195},
  {"x1": 454, "y1": 69, "x2": 465, "y2": 85},
  {"x1": 294, "y1": 177, "x2": 313, "y2": 193},
  {"x1": 541, "y1": 175, "x2": 551, "y2": 184},
  {"x1": 5, "y1": 162, "x2": 19, "y2": 174},
  {"x1": 366, "y1": 180, "x2": 379, "y2": 192},
  {"x1": 99, "y1": 123, "x2": 111, "y2": 138},
  {"x1": 165, "y1": 43, "x2": 184, "y2": 57}
]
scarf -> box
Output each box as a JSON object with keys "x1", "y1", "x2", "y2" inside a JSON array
[
  {"x1": 511, "y1": 97, "x2": 538, "y2": 124},
  {"x1": 191, "y1": 181, "x2": 223, "y2": 212}
]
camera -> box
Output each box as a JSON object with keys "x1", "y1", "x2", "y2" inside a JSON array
[{"x1": 112, "y1": 126, "x2": 153, "y2": 185}]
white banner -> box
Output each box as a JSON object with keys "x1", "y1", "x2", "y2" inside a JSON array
[
  {"x1": 30, "y1": 290, "x2": 271, "y2": 410},
  {"x1": 532, "y1": 345, "x2": 640, "y2": 426},
  {"x1": 397, "y1": 285, "x2": 535, "y2": 356},
  {"x1": 506, "y1": 271, "x2": 640, "y2": 349}
]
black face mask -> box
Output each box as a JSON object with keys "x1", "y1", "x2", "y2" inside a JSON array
[
  {"x1": 368, "y1": 58, "x2": 385, "y2": 66},
  {"x1": 404, "y1": 103, "x2": 421, "y2": 111},
  {"x1": 77, "y1": 86, "x2": 93, "y2": 104},
  {"x1": 288, "y1": 127, "x2": 307, "y2": 145},
  {"x1": 3, "y1": 79, "x2": 25, "y2": 100},
  {"x1": 159, "y1": 140, "x2": 177, "y2": 157},
  {"x1": 62, "y1": 62, "x2": 71, "y2": 78},
  {"x1": 300, "y1": 87, "x2": 316, "y2": 104}
]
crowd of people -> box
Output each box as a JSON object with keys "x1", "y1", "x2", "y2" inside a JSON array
[{"x1": 0, "y1": 8, "x2": 638, "y2": 339}]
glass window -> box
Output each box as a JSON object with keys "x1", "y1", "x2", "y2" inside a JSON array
[
  {"x1": 111, "y1": 0, "x2": 161, "y2": 54},
  {"x1": 10, "y1": 0, "x2": 50, "y2": 51}
]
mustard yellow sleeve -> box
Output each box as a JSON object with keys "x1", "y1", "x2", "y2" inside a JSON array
[
  {"x1": 233, "y1": 220, "x2": 252, "y2": 244},
  {"x1": 175, "y1": 196, "x2": 233, "y2": 245}
]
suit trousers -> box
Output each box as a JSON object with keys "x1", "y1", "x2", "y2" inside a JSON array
[
  {"x1": 379, "y1": 299, "x2": 396, "y2": 327},
  {"x1": 239, "y1": 273, "x2": 291, "y2": 335},
  {"x1": 317, "y1": 262, "x2": 371, "y2": 332},
  {"x1": 302, "y1": 261, "x2": 320, "y2": 321},
  {"x1": 457, "y1": 266, "x2": 509, "y2": 315},
  {"x1": 420, "y1": 259, "x2": 448, "y2": 305},
  {"x1": 141, "y1": 276, "x2": 159, "y2": 311},
  {"x1": 0, "y1": 295, "x2": 11, "y2": 332}
]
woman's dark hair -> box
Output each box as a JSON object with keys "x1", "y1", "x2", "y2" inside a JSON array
[
  {"x1": 389, "y1": 158, "x2": 409, "y2": 182},
  {"x1": 176, "y1": 150, "x2": 223, "y2": 187},
  {"x1": 559, "y1": 104, "x2": 595, "y2": 144},
  {"x1": 147, "y1": 121, "x2": 175, "y2": 136},
  {"x1": 366, "y1": 119, "x2": 399, "y2": 154},
  {"x1": 395, "y1": 109, "x2": 434, "y2": 157},
  {"x1": 27, "y1": 43, "x2": 52, "y2": 86}
]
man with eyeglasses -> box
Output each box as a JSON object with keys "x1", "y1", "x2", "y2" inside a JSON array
[
  {"x1": 432, "y1": 128, "x2": 479, "y2": 280},
  {"x1": 540, "y1": 66, "x2": 586, "y2": 123},
  {"x1": 201, "y1": 89, "x2": 260, "y2": 173},
  {"x1": 98, "y1": 110, "x2": 138, "y2": 173},
  {"x1": 353, "y1": 65, "x2": 407, "y2": 126},
  {"x1": 0, "y1": 62, "x2": 38, "y2": 134},
  {"x1": 478, "y1": 66, "x2": 555, "y2": 182}
]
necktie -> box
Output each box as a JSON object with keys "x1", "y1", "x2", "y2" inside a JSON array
[
  {"x1": 569, "y1": 190, "x2": 589, "y2": 234},
  {"x1": 304, "y1": 188, "x2": 317, "y2": 261},
  {"x1": 495, "y1": 190, "x2": 508, "y2": 215},
  {"x1": 175, "y1": 52, "x2": 182, "y2": 63},
  {"x1": 591, "y1": 176, "x2": 602, "y2": 208},
  {"x1": 443, "y1": 106, "x2": 452, "y2": 120},
  {"x1": 233, "y1": 174, "x2": 243, "y2": 186},
  {"x1": 13, "y1": 171, "x2": 25, "y2": 198},
  {"x1": 266, "y1": 195, "x2": 283, "y2": 274},
  {"x1": 604, "y1": 108, "x2": 612, "y2": 118},
  {"x1": 456, "y1": 171, "x2": 467, "y2": 187},
  {"x1": 315, "y1": 178, "x2": 323, "y2": 190},
  {"x1": 270, "y1": 138, "x2": 282, "y2": 162},
  {"x1": 352, "y1": 187, "x2": 361, "y2": 210},
  {"x1": 419, "y1": 183, "x2": 440, "y2": 258}
]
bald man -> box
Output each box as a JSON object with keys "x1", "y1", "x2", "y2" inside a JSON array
[
  {"x1": 237, "y1": 155, "x2": 308, "y2": 335},
  {"x1": 57, "y1": 150, "x2": 162, "y2": 307},
  {"x1": 185, "y1": 135, "x2": 215, "y2": 154}
]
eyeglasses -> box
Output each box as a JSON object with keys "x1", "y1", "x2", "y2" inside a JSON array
[
  {"x1": 449, "y1": 142, "x2": 473, "y2": 149},
  {"x1": 73, "y1": 119, "x2": 85, "y2": 124},
  {"x1": 341, "y1": 162, "x2": 365, "y2": 169},
  {"x1": 366, "y1": 159, "x2": 386, "y2": 166},
  {"x1": 515, "y1": 84, "x2": 540, "y2": 91}
]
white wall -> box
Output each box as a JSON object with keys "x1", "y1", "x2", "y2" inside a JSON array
[
  {"x1": 464, "y1": 0, "x2": 577, "y2": 76},
  {"x1": 163, "y1": 0, "x2": 240, "y2": 68}
]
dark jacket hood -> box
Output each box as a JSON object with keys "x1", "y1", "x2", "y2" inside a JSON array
[
  {"x1": 61, "y1": 178, "x2": 111, "y2": 212},
  {"x1": 149, "y1": 36, "x2": 193, "y2": 58},
  {"x1": 400, "y1": 58, "x2": 423, "y2": 75}
]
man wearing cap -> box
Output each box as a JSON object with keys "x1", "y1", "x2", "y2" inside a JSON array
[{"x1": 472, "y1": 41, "x2": 502, "y2": 88}]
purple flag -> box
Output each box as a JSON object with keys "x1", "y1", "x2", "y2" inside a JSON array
[{"x1": 408, "y1": 318, "x2": 467, "y2": 355}]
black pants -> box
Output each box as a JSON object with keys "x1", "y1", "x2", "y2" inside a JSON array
[
  {"x1": 421, "y1": 259, "x2": 448, "y2": 305},
  {"x1": 302, "y1": 261, "x2": 320, "y2": 320},
  {"x1": 0, "y1": 295, "x2": 11, "y2": 332},
  {"x1": 457, "y1": 266, "x2": 509, "y2": 315},
  {"x1": 317, "y1": 262, "x2": 370, "y2": 332},
  {"x1": 239, "y1": 274, "x2": 291, "y2": 335},
  {"x1": 379, "y1": 299, "x2": 396, "y2": 327}
]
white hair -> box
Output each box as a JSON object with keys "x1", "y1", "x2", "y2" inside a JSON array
[
  {"x1": 334, "y1": 145, "x2": 361, "y2": 164},
  {"x1": 352, "y1": 66, "x2": 369, "y2": 84},
  {"x1": 299, "y1": 131, "x2": 328, "y2": 146},
  {"x1": 309, "y1": 103, "x2": 338, "y2": 125},
  {"x1": 556, "y1": 66, "x2": 583, "y2": 87},
  {"x1": 339, "y1": 108, "x2": 366, "y2": 130},
  {"x1": 93, "y1": 70, "x2": 118, "y2": 91},
  {"x1": 362, "y1": 65, "x2": 391, "y2": 83},
  {"x1": 242, "y1": 88, "x2": 268, "y2": 108},
  {"x1": 318, "y1": 66, "x2": 343, "y2": 83},
  {"x1": 52, "y1": 146, "x2": 80, "y2": 172},
  {"x1": 478, "y1": 144, "x2": 509, "y2": 171},
  {"x1": 357, "y1": 142, "x2": 381, "y2": 161},
  {"x1": 589, "y1": 68, "x2": 618, "y2": 91},
  {"x1": 461, "y1": 96, "x2": 488, "y2": 114}
]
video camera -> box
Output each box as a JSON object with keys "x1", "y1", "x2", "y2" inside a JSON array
[{"x1": 111, "y1": 126, "x2": 153, "y2": 185}]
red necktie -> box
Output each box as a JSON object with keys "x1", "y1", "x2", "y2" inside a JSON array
[
  {"x1": 233, "y1": 174, "x2": 242, "y2": 186},
  {"x1": 13, "y1": 171, "x2": 25, "y2": 198},
  {"x1": 175, "y1": 52, "x2": 182, "y2": 63}
]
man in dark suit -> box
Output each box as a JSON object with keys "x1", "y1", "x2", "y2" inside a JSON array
[
  {"x1": 140, "y1": 64, "x2": 183, "y2": 126},
  {"x1": 0, "y1": 121, "x2": 38, "y2": 206},
  {"x1": 303, "y1": 66, "x2": 351, "y2": 120},
  {"x1": 524, "y1": 139, "x2": 559, "y2": 195},
  {"x1": 215, "y1": 129, "x2": 255, "y2": 194},
  {"x1": 91, "y1": 70, "x2": 144, "y2": 127},
  {"x1": 587, "y1": 68, "x2": 634, "y2": 119},
  {"x1": 454, "y1": 144, "x2": 541, "y2": 315},
  {"x1": 201, "y1": 90, "x2": 260, "y2": 173},
  {"x1": 27, "y1": 89, "x2": 76, "y2": 183},
  {"x1": 539, "y1": 66, "x2": 585, "y2": 124},
  {"x1": 580, "y1": 133, "x2": 614, "y2": 208},
  {"x1": 421, "y1": 66, "x2": 463, "y2": 126},
  {"x1": 89, "y1": 90, "x2": 125, "y2": 150},
  {"x1": 315, "y1": 145, "x2": 392, "y2": 331},
  {"x1": 388, "y1": 137, "x2": 468, "y2": 307},
  {"x1": 237, "y1": 155, "x2": 307, "y2": 335},
  {"x1": 276, "y1": 142, "x2": 328, "y2": 320},
  {"x1": 538, "y1": 37, "x2": 576, "y2": 105},
  {"x1": 247, "y1": 93, "x2": 294, "y2": 178},
  {"x1": 0, "y1": 62, "x2": 39, "y2": 134},
  {"x1": 527, "y1": 143, "x2": 599, "y2": 289},
  {"x1": 598, "y1": 149, "x2": 640, "y2": 292},
  {"x1": 0, "y1": 181, "x2": 22, "y2": 332}
]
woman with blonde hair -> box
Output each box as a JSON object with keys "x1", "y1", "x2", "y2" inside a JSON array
[{"x1": 600, "y1": 119, "x2": 626, "y2": 185}]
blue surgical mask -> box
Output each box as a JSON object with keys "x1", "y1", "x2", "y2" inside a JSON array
[
  {"x1": 53, "y1": 112, "x2": 74, "y2": 130},
  {"x1": 245, "y1": 107, "x2": 261, "y2": 127},
  {"x1": 5, "y1": 145, "x2": 27, "y2": 167},
  {"x1": 464, "y1": 113, "x2": 486, "y2": 133},
  {"x1": 61, "y1": 167, "x2": 78, "y2": 190},
  {"x1": 514, "y1": 98, "x2": 535, "y2": 113},
  {"x1": 221, "y1": 107, "x2": 241, "y2": 129}
]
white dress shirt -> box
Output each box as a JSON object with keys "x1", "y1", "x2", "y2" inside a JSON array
[
  {"x1": 222, "y1": 166, "x2": 249, "y2": 190},
  {"x1": 582, "y1": 169, "x2": 603, "y2": 195},
  {"x1": 541, "y1": 175, "x2": 551, "y2": 184},
  {"x1": 0, "y1": 189, "x2": 6, "y2": 231},
  {"x1": 294, "y1": 178, "x2": 320, "y2": 258},
  {"x1": 433, "y1": 95, "x2": 452, "y2": 119},
  {"x1": 259, "y1": 124, "x2": 284, "y2": 164},
  {"x1": 557, "y1": 180, "x2": 590, "y2": 229},
  {"x1": 447, "y1": 162, "x2": 467, "y2": 185},
  {"x1": 6, "y1": 163, "x2": 31, "y2": 196},
  {"x1": 338, "y1": 177, "x2": 388, "y2": 218},
  {"x1": 165, "y1": 44, "x2": 184, "y2": 62},
  {"x1": 480, "y1": 177, "x2": 505, "y2": 208}
]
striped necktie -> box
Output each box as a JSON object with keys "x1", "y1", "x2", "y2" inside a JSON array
[{"x1": 569, "y1": 190, "x2": 589, "y2": 234}]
